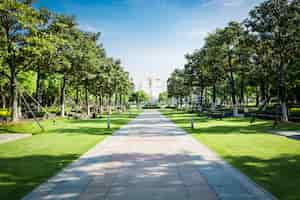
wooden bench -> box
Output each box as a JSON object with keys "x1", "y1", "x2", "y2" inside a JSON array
[{"x1": 208, "y1": 112, "x2": 224, "y2": 120}]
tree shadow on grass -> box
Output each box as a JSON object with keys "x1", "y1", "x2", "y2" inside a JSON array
[
  {"x1": 191, "y1": 123, "x2": 272, "y2": 135},
  {"x1": 48, "y1": 127, "x2": 118, "y2": 136},
  {"x1": 171, "y1": 118, "x2": 209, "y2": 125},
  {"x1": 0, "y1": 128, "x2": 18, "y2": 134},
  {"x1": 224, "y1": 154, "x2": 300, "y2": 200},
  {"x1": 67, "y1": 117, "x2": 137, "y2": 126},
  {"x1": 0, "y1": 154, "x2": 79, "y2": 200},
  {"x1": 166, "y1": 115, "x2": 275, "y2": 135}
]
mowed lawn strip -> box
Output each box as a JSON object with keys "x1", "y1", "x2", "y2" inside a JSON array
[
  {"x1": 0, "y1": 111, "x2": 140, "y2": 200},
  {"x1": 161, "y1": 109, "x2": 300, "y2": 200}
]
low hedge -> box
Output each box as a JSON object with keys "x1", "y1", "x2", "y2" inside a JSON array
[
  {"x1": 0, "y1": 109, "x2": 10, "y2": 117},
  {"x1": 26, "y1": 111, "x2": 46, "y2": 118},
  {"x1": 142, "y1": 104, "x2": 161, "y2": 109}
]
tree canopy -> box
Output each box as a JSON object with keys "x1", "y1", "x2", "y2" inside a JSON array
[
  {"x1": 0, "y1": 0, "x2": 134, "y2": 121},
  {"x1": 167, "y1": 0, "x2": 300, "y2": 121}
]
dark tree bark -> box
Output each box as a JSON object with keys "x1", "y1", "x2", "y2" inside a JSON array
[
  {"x1": 0, "y1": 85, "x2": 6, "y2": 109},
  {"x1": 108, "y1": 95, "x2": 112, "y2": 114},
  {"x1": 99, "y1": 95, "x2": 103, "y2": 114},
  {"x1": 256, "y1": 86, "x2": 260, "y2": 107},
  {"x1": 35, "y1": 66, "x2": 42, "y2": 111},
  {"x1": 75, "y1": 86, "x2": 79, "y2": 105},
  {"x1": 212, "y1": 83, "x2": 217, "y2": 111},
  {"x1": 260, "y1": 80, "x2": 266, "y2": 103},
  {"x1": 6, "y1": 37, "x2": 18, "y2": 121},
  {"x1": 199, "y1": 86, "x2": 204, "y2": 112},
  {"x1": 228, "y1": 54, "x2": 238, "y2": 116},
  {"x1": 10, "y1": 64, "x2": 18, "y2": 121},
  {"x1": 85, "y1": 79, "x2": 90, "y2": 116},
  {"x1": 239, "y1": 74, "x2": 245, "y2": 105},
  {"x1": 278, "y1": 64, "x2": 288, "y2": 121},
  {"x1": 60, "y1": 73, "x2": 67, "y2": 117},
  {"x1": 2, "y1": 94, "x2": 6, "y2": 109}
]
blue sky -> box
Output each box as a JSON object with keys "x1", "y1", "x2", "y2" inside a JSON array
[{"x1": 35, "y1": 0, "x2": 265, "y2": 96}]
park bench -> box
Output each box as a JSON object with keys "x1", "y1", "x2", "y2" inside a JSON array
[{"x1": 208, "y1": 112, "x2": 224, "y2": 120}]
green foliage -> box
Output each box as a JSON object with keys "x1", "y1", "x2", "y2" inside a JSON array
[
  {"x1": 130, "y1": 90, "x2": 150, "y2": 104},
  {"x1": 167, "y1": 0, "x2": 300, "y2": 121},
  {"x1": 0, "y1": 1, "x2": 134, "y2": 120},
  {"x1": 0, "y1": 109, "x2": 10, "y2": 117},
  {"x1": 158, "y1": 91, "x2": 168, "y2": 103},
  {"x1": 167, "y1": 69, "x2": 189, "y2": 100}
]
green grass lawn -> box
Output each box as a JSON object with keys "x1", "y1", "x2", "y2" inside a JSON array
[
  {"x1": 0, "y1": 110, "x2": 140, "y2": 200},
  {"x1": 161, "y1": 109, "x2": 300, "y2": 200}
]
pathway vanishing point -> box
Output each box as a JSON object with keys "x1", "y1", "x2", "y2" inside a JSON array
[{"x1": 23, "y1": 111, "x2": 276, "y2": 200}]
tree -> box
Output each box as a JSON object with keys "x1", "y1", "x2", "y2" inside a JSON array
[
  {"x1": 0, "y1": 0, "x2": 50, "y2": 121},
  {"x1": 167, "y1": 69, "x2": 189, "y2": 108},
  {"x1": 245, "y1": 0, "x2": 300, "y2": 121},
  {"x1": 184, "y1": 50, "x2": 209, "y2": 111},
  {"x1": 213, "y1": 22, "x2": 245, "y2": 116},
  {"x1": 47, "y1": 14, "x2": 77, "y2": 117},
  {"x1": 131, "y1": 90, "x2": 149, "y2": 106},
  {"x1": 203, "y1": 33, "x2": 226, "y2": 110},
  {"x1": 158, "y1": 91, "x2": 168, "y2": 104}
]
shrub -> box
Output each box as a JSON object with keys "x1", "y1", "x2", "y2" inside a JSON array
[
  {"x1": 290, "y1": 107, "x2": 300, "y2": 112},
  {"x1": 142, "y1": 104, "x2": 161, "y2": 109},
  {"x1": 26, "y1": 111, "x2": 46, "y2": 118},
  {"x1": 0, "y1": 109, "x2": 11, "y2": 117}
]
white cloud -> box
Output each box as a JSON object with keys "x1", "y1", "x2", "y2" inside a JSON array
[
  {"x1": 202, "y1": 0, "x2": 247, "y2": 7},
  {"x1": 223, "y1": 0, "x2": 244, "y2": 7},
  {"x1": 79, "y1": 24, "x2": 98, "y2": 32},
  {"x1": 184, "y1": 29, "x2": 208, "y2": 40}
]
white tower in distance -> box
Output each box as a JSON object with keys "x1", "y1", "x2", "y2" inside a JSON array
[{"x1": 147, "y1": 74, "x2": 162, "y2": 103}]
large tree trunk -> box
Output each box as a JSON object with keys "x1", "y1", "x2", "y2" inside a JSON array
[
  {"x1": 211, "y1": 83, "x2": 217, "y2": 111},
  {"x1": 281, "y1": 101, "x2": 288, "y2": 121},
  {"x1": 180, "y1": 97, "x2": 183, "y2": 109},
  {"x1": 10, "y1": 66, "x2": 18, "y2": 121},
  {"x1": 1, "y1": 85, "x2": 6, "y2": 109},
  {"x1": 108, "y1": 95, "x2": 112, "y2": 114},
  {"x1": 198, "y1": 87, "x2": 204, "y2": 112},
  {"x1": 60, "y1": 73, "x2": 67, "y2": 117},
  {"x1": 75, "y1": 85, "x2": 80, "y2": 112},
  {"x1": 119, "y1": 94, "x2": 123, "y2": 111},
  {"x1": 256, "y1": 86, "x2": 260, "y2": 107},
  {"x1": 228, "y1": 55, "x2": 238, "y2": 117},
  {"x1": 260, "y1": 80, "x2": 266, "y2": 104},
  {"x1": 85, "y1": 81, "x2": 90, "y2": 116},
  {"x1": 114, "y1": 94, "x2": 118, "y2": 110},
  {"x1": 278, "y1": 63, "x2": 288, "y2": 122},
  {"x1": 17, "y1": 95, "x2": 22, "y2": 119},
  {"x1": 2, "y1": 94, "x2": 6, "y2": 109},
  {"x1": 35, "y1": 66, "x2": 42, "y2": 111},
  {"x1": 99, "y1": 95, "x2": 103, "y2": 114},
  {"x1": 239, "y1": 75, "x2": 244, "y2": 105}
]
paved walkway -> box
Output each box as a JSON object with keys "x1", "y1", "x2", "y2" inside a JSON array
[
  {"x1": 0, "y1": 133, "x2": 31, "y2": 144},
  {"x1": 23, "y1": 111, "x2": 275, "y2": 200}
]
